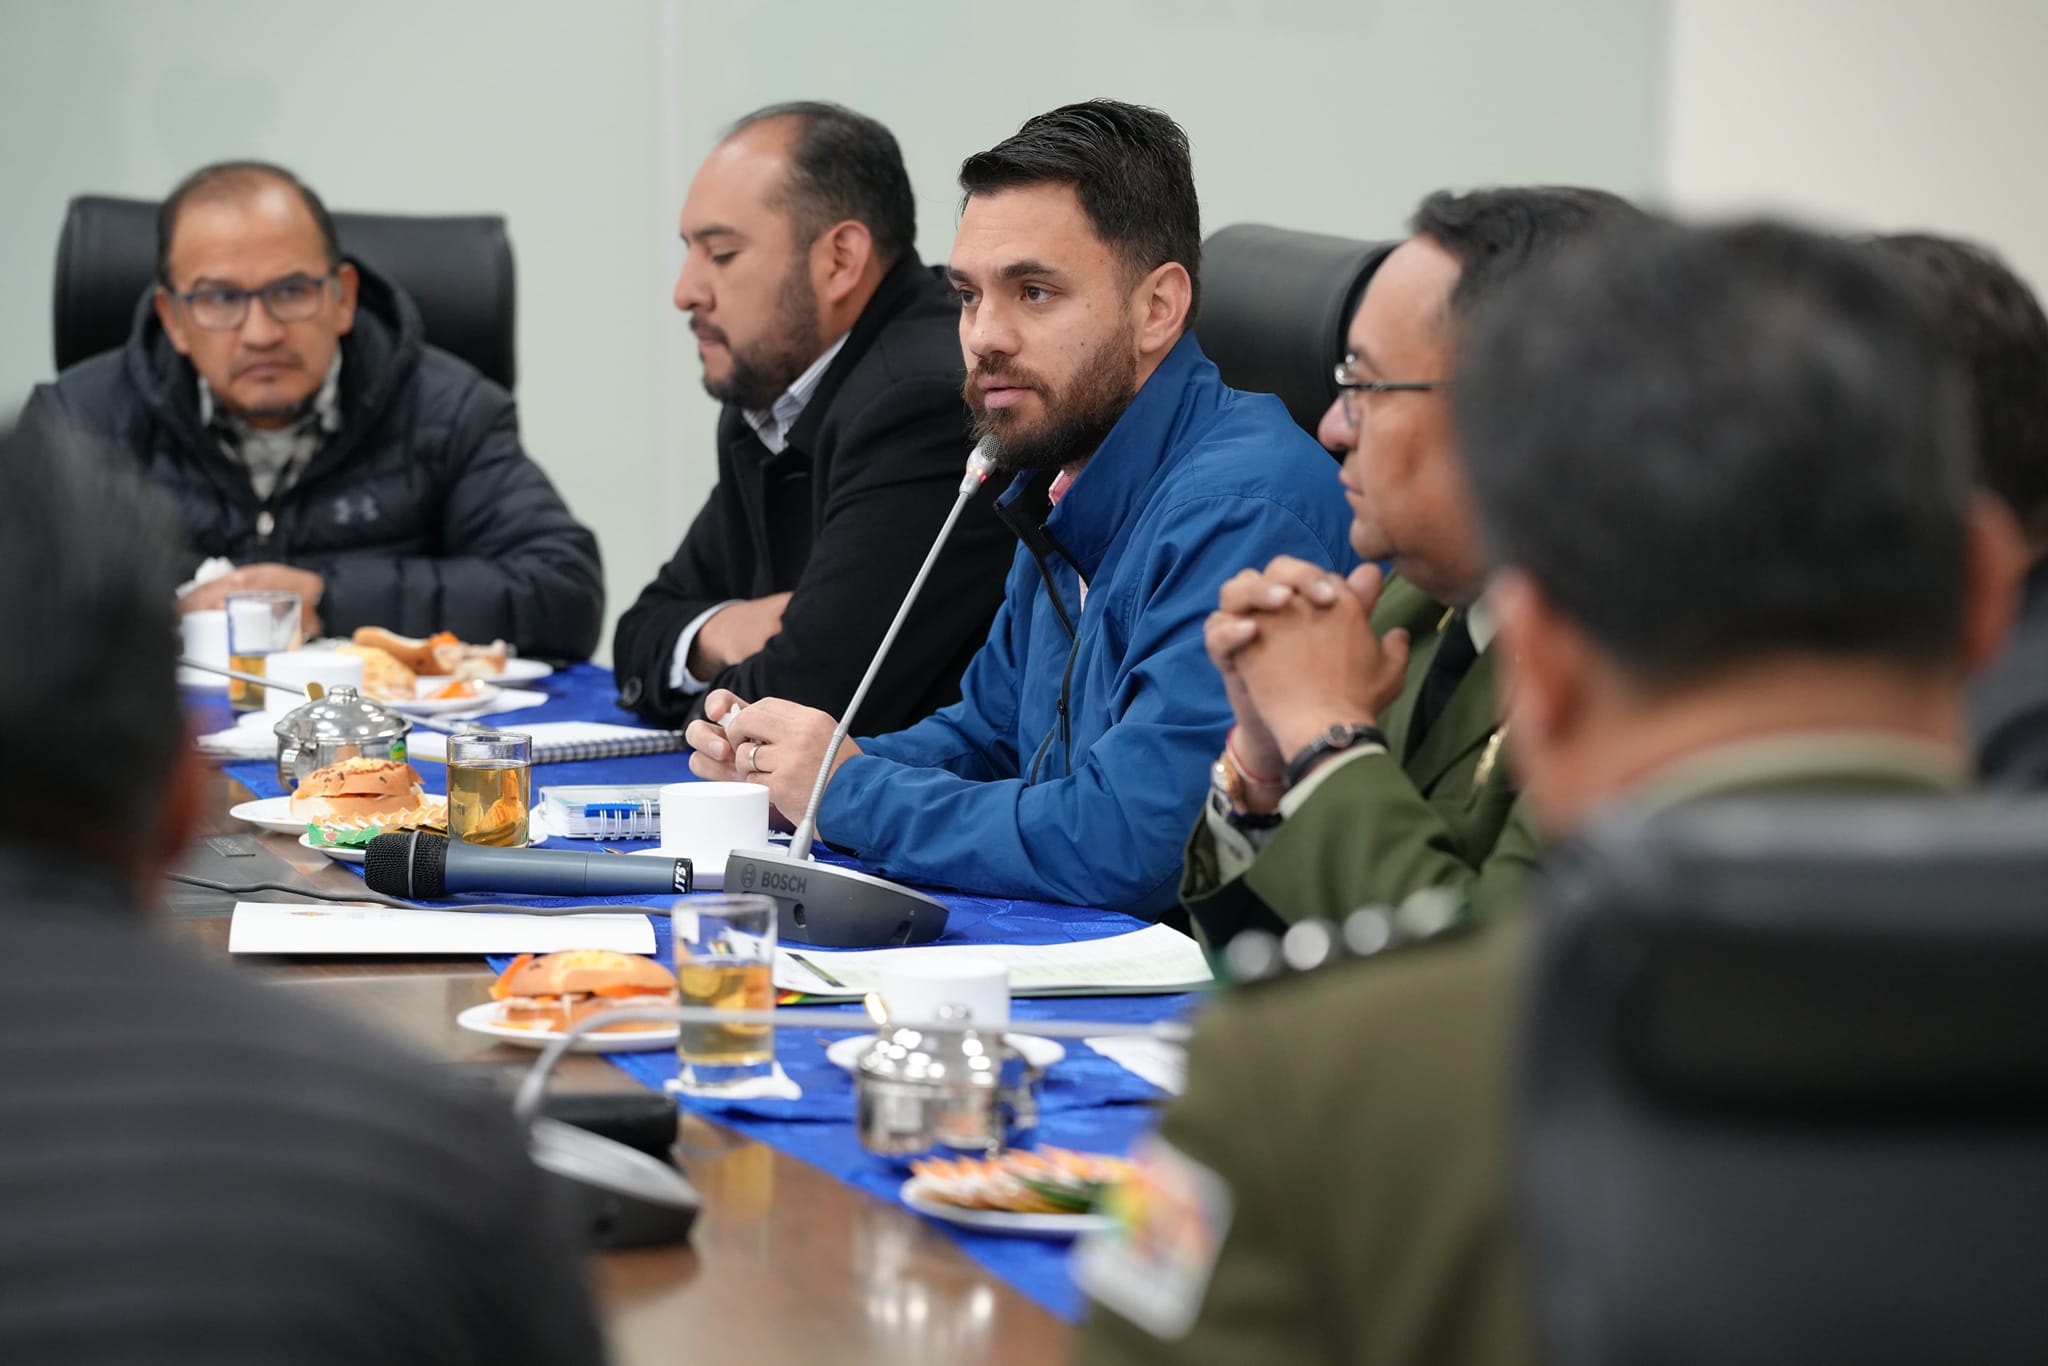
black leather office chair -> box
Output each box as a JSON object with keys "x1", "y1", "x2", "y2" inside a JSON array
[
  {"x1": 1196, "y1": 223, "x2": 1394, "y2": 436},
  {"x1": 1519, "y1": 797, "x2": 2048, "y2": 1366},
  {"x1": 52, "y1": 195, "x2": 518, "y2": 390}
]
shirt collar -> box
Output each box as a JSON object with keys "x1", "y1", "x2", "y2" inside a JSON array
[
  {"x1": 743, "y1": 332, "x2": 849, "y2": 455},
  {"x1": 198, "y1": 349, "x2": 344, "y2": 438},
  {"x1": 1617, "y1": 730, "x2": 1966, "y2": 817}
]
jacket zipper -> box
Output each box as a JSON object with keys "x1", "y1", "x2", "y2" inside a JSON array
[{"x1": 1023, "y1": 538, "x2": 1082, "y2": 785}]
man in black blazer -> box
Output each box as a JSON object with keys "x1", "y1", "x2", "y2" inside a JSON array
[{"x1": 614, "y1": 102, "x2": 1014, "y2": 732}]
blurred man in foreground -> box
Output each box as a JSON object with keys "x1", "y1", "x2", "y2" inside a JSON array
[
  {"x1": 0, "y1": 426, "x2": 604, "y2": 1365},
  {"x1": 1075, "y1": 219, "x2": 2023, "y2": 1365},
  {"x1": 614, "y1": 102, "x2": 1012, "y2": 731},
  {"x1": 19, "y1": 160, "x2": 603, "y2": 655},
  {"x1": 1876, "y1": 233, "x2": 2048, "y2": 784},
  {"x1": 685, "y1": 101, "x2": 1354, "y2": 917}
]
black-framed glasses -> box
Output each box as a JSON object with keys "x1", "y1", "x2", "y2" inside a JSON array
[
  {"x1": 170, "y1": 272, "x2": 337, "y2": 331},
  {"x1": 1333, "y1": 356, "x2": 1451, "y2": 425}
]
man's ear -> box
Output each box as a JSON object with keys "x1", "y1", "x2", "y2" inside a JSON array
[
  {"x1": 334, "y1": 261, "x2": 360, "y2": 336},
  {"x1": 1493, "y1": 569, "x2": 1593, "y2": 755},
  {"x1": 154, "y1": 286, "x2": 192, "y2": 357},
  {"x1": 1133, "y1": 261, "x2": 1192, "y2": 357},
  {"x1": 815, "y1": 220, "x2": 875, "y2": 309},
  {"x1": 1960, "y1": 491, "x2": 2028, "y2": 675}
]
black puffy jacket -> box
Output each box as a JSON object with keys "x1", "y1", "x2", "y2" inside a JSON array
[{"x1": 20, "y1": 263, "x2": 604, "y2": 660}]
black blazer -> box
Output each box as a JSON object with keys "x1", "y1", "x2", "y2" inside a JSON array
[{"x1": 613, "y1": 254, "x2": 1012, "y2": 732}]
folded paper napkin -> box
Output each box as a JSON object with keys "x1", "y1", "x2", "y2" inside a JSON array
[{"x1": 664, "y1": 1063, "x2": 803, "y2": 1104}]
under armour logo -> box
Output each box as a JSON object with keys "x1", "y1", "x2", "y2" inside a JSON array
[{"x1": 330, "y1": 494, "x2": 380, "y2": 526}]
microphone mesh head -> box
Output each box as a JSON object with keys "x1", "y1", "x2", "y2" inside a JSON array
[{"x1": 363, "y1": 832, "x2": 449, "y2": 899}]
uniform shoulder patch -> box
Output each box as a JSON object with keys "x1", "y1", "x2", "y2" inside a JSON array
[{"x1": 1071, "y1": 1134, "x2": 1235, "y2": 1340}]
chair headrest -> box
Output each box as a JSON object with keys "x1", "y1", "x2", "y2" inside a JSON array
[
  {"x1": 1520, "y1": 795, "x2": 2048, "y2": 1366},
  {"x1": 1195, "y1": 223, "x2": 1394, "y2": 435},
  {"x1": 53, "y1": 195, "x2": 518, "y2": 390}
]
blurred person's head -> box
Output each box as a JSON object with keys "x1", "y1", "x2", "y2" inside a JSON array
[
  {"x1": 1458, "y1": 219, "x2": 2027, "y2": 832},
  {"x1": 1327, "y1": 186, "x2": 1640, "y2": 604},
  {"x1": 675, "y1": 101, "x2": 915, "y2": 410},
  {"x1": 0, "y1": 423, "x2": 199, "y2": 893},
  {"x1": 153, "y1": 161, "x2": 356, "y2": 430},
  {"x1": 1875, "y1": 233, "x2": 2048, "y2": 556},
  {"x1": 950, "y1": 99, "x2": 1201, "y2": 473}
]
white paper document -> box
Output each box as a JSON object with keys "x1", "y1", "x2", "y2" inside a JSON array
[
  {"x1": 228, "y1": 901, "x2": 657, "y2": 955},
  {"x1": 1084, "y1": 1036, "x2": 1189, "y2": 1095},
  {"x1": 773, "y1": 922, "x2": 1214, "y2": 998}
]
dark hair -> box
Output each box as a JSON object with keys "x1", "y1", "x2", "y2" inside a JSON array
[
  {"x1": 728, "y1": 102, "x2": 916, "y2": 267},
  {"x1": 157, "y1": 160, "x2": 343, "y2": 286},
  {"x1": 0, "y1": 422, "x2": 186, "y2": 860},
  {"x1": 1874, "y1": 233, "x2": 2048, "y2": 539},
  {"x1": 1456, "y1": 219, "x2": 1973, "y2": 684},
  {"x1": 959, "y1": 99, "x2": 1203, "y2": 322},
  {"x1": 1410, "y1": 186, "x2": 1643, "y2": 331}
]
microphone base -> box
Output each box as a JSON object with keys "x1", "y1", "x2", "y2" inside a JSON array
[{"x1": 723, "y1": 848, "x2": 949, "y2": 948}]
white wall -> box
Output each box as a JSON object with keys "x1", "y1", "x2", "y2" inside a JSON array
[
  {"x1": 1663, "y1": 0, "x2": 2048, "y2": 291},
  {"x1": 0, "y1": 0, "x2": 1664, "y2": 660}
]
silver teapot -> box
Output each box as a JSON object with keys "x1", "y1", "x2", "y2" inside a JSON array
[
  {"x1": 853, "y1": 1006, "x2": 1041, "y2": 1162},
  {"x1": 273, "y1": 684, "x2": 414, "y2": 791}
]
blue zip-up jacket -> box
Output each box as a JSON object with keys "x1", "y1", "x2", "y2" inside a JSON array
[{"x1": 815, "y1": 334, "x2": 1357, "y2": 918}]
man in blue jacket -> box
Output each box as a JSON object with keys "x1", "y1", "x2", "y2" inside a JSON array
[{"x1": 686, "y1": 100, "x2": 1355, "y2": 918}]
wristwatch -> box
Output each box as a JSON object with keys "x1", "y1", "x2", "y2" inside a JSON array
[
  {"x1": 1283, "y1": 722, "x2": 1388, "y2": 790},
  {"x1": 1210, "y1": 752, "x2": 1283, "y2": 831}
]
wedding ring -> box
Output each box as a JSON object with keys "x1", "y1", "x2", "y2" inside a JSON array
[{"x1": 745, "y1": 741, "x2": 763, "y2": 774}]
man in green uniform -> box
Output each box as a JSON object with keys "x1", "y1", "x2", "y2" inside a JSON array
[
  {"x1": 1183, "y1": 187, "x2": 1637, "y2": 948},
  {"x1": 1075, "y1": 219, "x2": 2027, "y2": 1364}
]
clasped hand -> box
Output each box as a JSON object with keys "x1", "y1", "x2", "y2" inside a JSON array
[
  {"x1": 684, "y1": 689, "x2": 861, "y2": 828},
  {"x1": 1204, "y1": 558, "x2": 1410, "y2": 804}
]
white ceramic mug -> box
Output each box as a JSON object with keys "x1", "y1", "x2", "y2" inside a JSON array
[
  {"x1": 178, "y1": 609, "x2": 229, "y2": 688},
  {"x1": 262, "y1": 648, "x2": 369, "y2": 716},
  {"x1": 655, "y1": 781, "x2": 771, "y2": 889},
  {"x1": 875, "y1": 956, "x2": 1011, "y2": 1028}
]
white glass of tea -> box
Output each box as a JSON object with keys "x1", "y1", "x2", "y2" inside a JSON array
[
  {"x1": 672, "y1": 894, "x2": 777, "y2": 1089},
  {"x1": 446, "y1": 729, "x2": 532, "y2": 847}
]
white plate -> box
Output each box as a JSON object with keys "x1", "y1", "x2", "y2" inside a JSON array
[
  {"x1": 382, "y1": 679, "x2": 503, "y2": 714},
  {"x1": 228, "y1": 796, "x2": 305, "y2": 835},
  {"x1": 899, "y1": 1178, "x2": 1114, "y2": 1239},
  {"x1": 454, "y1": 1002, "x2": 677, "y2": 1052},
  {"x1": 826, "y1": 1033, "x2": 1065, "y2": 1072},
  {"x1": 301, "y1": 833, "x2": 365, "y2": 864}
]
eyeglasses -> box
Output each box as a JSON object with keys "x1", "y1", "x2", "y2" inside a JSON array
[
  {"x1": 169, "y1": 272, "x2": 337, "y2": 331},
  {"x1": 1333, "y1": 356, "x2": 1451, "y2": 426}
]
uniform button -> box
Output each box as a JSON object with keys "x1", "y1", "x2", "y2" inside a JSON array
[{"x1": 256, "y1": 510, "x2": 275, "y2": 537}]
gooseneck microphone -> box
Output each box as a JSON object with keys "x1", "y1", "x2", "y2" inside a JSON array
[
  {"x1": 364, "y1": 831, "x2": 694, "y2": 900},
  {"x1": 723, "y1": 442, "x2": 1000, "y2": 948}
]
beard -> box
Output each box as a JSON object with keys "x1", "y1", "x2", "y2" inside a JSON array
[
  {"x1": 696, "y1": 256, "x2": 825, "y2": 411},
  {"x1": 965, "y1": 321, "x2": 1141, "y2": 474}
]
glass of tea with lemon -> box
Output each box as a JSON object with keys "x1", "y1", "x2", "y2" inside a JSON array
[{"x1": 672, "y1": 895, "x2": 777, "y2": 1088}]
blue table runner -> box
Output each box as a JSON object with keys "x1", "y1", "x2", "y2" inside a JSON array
[{"x1": 193, "y1": 663, "x2": 1193, "y2": 1319}]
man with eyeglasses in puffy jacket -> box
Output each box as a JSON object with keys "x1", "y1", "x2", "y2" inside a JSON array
[{"x1": 19, "y1": 160, "x2": 603, "y2": 659}]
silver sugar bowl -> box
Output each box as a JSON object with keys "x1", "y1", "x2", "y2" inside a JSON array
[
  {"x1": 853, "y1": 1006, "x2": 1041, "y2": 1162},
  {"x1": 273, "y1": 685, "x2": 414, "y2": 791}
]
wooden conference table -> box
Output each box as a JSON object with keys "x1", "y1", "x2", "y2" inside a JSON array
[{"x1": 169, "y1": 766, "x2": 1073, "y2": 1366}]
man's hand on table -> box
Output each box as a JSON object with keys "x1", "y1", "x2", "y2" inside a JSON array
[
  {"x1": 685, "y1": 688, "x2": 861, "y2": 827},
  {"x1": 181, "y1": 563, "x2": 328, "y2": 636}
]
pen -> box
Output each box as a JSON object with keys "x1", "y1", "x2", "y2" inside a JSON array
[{"x1": 786, "y1": 951, "x2": 847, "y2": 989}]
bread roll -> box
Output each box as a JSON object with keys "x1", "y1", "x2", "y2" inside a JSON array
[{"x1": 290, "y1": 757, "x2": 426, "y2": 822}]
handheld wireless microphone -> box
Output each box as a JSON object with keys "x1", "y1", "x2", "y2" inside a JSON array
[
  {"x1": 723, "y1": 442, "x2": 1000, "y2": 948},
  {"x1": 364, "y1": 831, "x2": 693, "y2": 901}
]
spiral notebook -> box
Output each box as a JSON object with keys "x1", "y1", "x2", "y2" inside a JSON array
[{"x1": 409, "y1": 722, "x2": 684, "y2": 765}]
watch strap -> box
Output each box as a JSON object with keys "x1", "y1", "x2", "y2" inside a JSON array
[{"x1": 1283, "y1": 722, "x2": 1388, "y2": 790}]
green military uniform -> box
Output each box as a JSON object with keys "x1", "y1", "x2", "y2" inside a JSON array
[
  {"x1": 1078, "y1": 735, "x2": 1963, "y2": 1366},
  {"x1": 1181, "y1": 574, "x2": 1540, "y2": 948}
]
